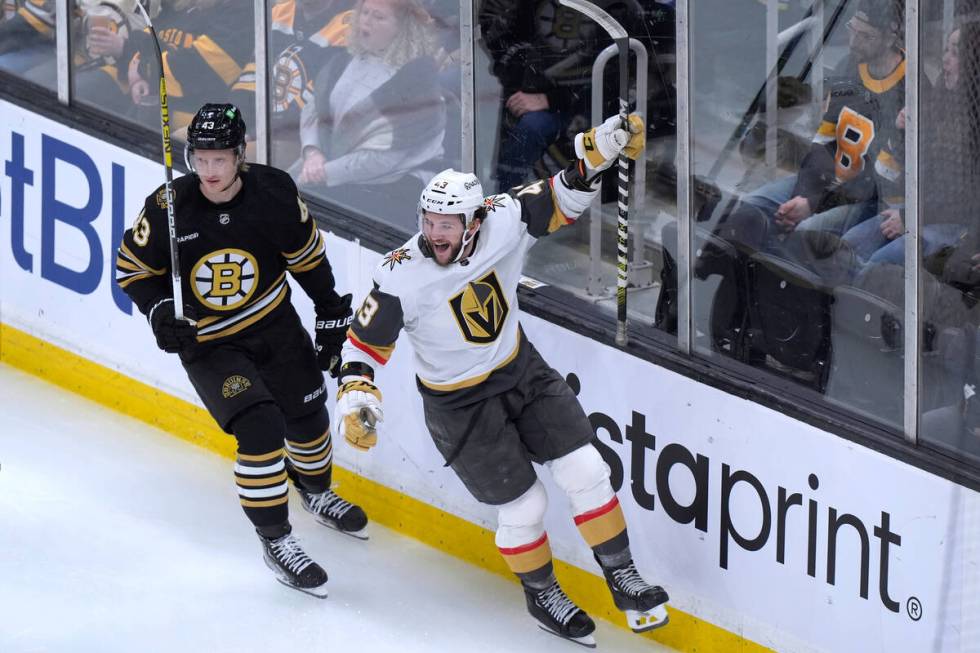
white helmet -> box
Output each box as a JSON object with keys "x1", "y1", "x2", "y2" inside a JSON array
[{"x1": 417, "y1": 169, "x2": 485, "y2": 263}]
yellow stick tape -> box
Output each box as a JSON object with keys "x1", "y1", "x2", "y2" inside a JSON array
[{"x1": 0, "y1": 322, "x2": 773, "y2": 653}]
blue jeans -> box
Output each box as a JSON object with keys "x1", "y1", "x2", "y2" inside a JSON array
[
  {"x1": 494, "y1": 110, "x2": 561, "y2": 192},
  {"x1": 843, "y1": 217, "x2": 967, "y2": 273},
  {"x1": 741, "y1": 176, "x2": 877, "y2": 252}
]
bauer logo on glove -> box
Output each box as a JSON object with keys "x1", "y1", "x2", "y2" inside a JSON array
[{"x1": 575, "y1": 114, "x2": 646, "y2": 174}]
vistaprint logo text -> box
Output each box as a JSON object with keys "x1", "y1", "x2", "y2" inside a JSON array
[{"x1": 566, "y1": 373, "x2": 910, "y2": 616}]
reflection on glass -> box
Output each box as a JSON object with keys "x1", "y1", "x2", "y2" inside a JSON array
[
  {"x1": 69, "y1": 0, "x2": 255, "y2": 145},
  {"x1": 474, "y1": 0, "x2": 677, "y2": 330},
  {"x1": 71, "y1": 0, "x2": 160, "y2": 119},
  {"x1": 918, "y1": 7, "x2": 980, "y2": 466},
  {"x1": 687, "y1": 0, "x2": 911, "y2": 430},
  {"x1": 287, "y1": 0, "x2": 458, "y2": 234},
  {"x1": 0, "y1": 0, "x2": 57, "y2": 91}
]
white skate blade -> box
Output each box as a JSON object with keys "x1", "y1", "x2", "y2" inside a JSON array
[
  {"x1": 273, "y1": 576, "x2": 329, "y2": 599},
  {"x1": 626, "y1": 604, "x2": 669, "y2": 632},
  {"x1": 535, "y1": 623, "x2": 597, "y2": 648}
]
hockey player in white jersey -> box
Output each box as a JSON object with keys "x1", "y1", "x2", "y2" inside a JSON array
[{"x1": 333, "y1": 114, "x2": 669, "y2": 647}]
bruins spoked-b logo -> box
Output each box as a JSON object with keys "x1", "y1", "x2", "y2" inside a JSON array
[
  {"x1": 192, "y1": 248, "x2": 259, "y2": 311},
  {"x1": 449, "y1": 270, "x2": 509, "y2": 343}
]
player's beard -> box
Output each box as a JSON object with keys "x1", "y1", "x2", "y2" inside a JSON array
[{"x1": 433, "y1": 240, "x2": 463, "y2": 266}]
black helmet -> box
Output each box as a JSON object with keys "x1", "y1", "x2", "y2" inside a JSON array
[{"x1": 186, "y1": 103, "x2": 246, "y2": 151}]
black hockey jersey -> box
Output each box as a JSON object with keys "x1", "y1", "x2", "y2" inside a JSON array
[
  {"x1": 116, "y1": 164, "x2": 343, "y2": 342},
  {"x1": 793, "y1": 53, "x2": 906, "y2": 211},
  {"x1": 230, "y1": 1, "x2": 354, "y2": 132}
]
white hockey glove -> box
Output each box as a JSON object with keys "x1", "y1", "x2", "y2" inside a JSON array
[
  {"x1": 574, "y1": 113, "x2": 646, "y2": 174},
  {"x1": 334, "y1": 378, "x2": 384, "y2": 452}
]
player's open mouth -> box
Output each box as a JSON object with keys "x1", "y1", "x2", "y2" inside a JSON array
[{"x1": 432, "y1": 242, "x2": 450, "y2": 255}]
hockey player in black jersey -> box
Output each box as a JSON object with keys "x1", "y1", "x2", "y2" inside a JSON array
[
  {"x1": 116, "y1": 103, "x2": 367, "y2": 598},
  {"x1": 333, "y1": 114, "x2": 669, "y2": 646}
]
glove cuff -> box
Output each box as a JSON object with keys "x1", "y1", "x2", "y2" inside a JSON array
[
  {"x1": 337, "y1": 378, "x2": 382, "y2": 401},
  {"x1": 339, "y1": 361, "x2": 375, "y2": 384},
  {"x1": 316, "y1": 293, "x2": 353, "y2": 319},
  {"x1": 147, "y1": 297, "x2": 174, "y2": 326}
]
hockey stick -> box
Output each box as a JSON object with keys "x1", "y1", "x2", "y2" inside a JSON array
[
  {"x1": 558, "y1": 0, "x2": 631, "y2": 346},
  {"x1": 134, "y1": 2, "x2": 185, "y2": 321}
]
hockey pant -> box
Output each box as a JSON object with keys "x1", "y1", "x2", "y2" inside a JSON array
[
  {"x1": 495, "y1": 444, "x2": 630, "y2": 586},
  {"x1": 230, "y1": 402, "x2": 333, "y2": 534}
]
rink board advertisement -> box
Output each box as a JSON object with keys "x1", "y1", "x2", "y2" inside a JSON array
[{"x1": 2, "y1": 99, "x2": 978, "y2": 653}]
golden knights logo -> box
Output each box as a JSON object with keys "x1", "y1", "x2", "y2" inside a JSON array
[
  {"x1": 382, "y1": 248, "x2": 411, "y2": 270},
  {"x1": 192, "y1": 248, "x2": 259, "y2": 311},
  {"x1": 449, "y1": 270, "x2": 509, "y2": 344},
  {"x1": 483, "y1": 195, "x2": 506, "y2": 213},
  {"x1": 222, "y1": 375, "x2": 252, "y2": 398}
]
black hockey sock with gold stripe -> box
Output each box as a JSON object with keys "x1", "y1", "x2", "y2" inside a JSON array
[
  {"x1": 284, "y1": 430, "x2": 333, "y2": 493},
  {"x1": 231, "y1": 403, "x2": 289, "y2": 530},
  {"x1": 283, "y1": 406, "x2": 333, "y2": 493},
  {"x1": 235, "y1": 447, "x2": 289, "y2": 528}
]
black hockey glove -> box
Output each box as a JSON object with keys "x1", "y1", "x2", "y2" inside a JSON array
[
  {"x1": 147, "y1": 298, "x2": 197, "y2": 354},
  {"x1": 315, "y1": 294, "x2": 353, "y2": 377}
]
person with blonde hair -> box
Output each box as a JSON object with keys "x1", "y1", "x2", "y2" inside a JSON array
[{"x1": 297, "y1": 0, "x2": 447, "y2": 229}]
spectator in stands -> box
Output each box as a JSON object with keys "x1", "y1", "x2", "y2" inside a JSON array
[
  {"x1": 126, "y1": 0, "x2": 255, "y2": 133},
  {"x1": 230, "y1": 0, "x2": 354, "y2": 164},
  {"x1": 843, "y1": 22, "x2": 976, "y2": 281},
  {"x1": 74, "y1": 0, "x2": 162, "y2": 116},
  {"x1": 478, "y1": 0, "x2": 617, "y2": 192},
  {"x1": 296, "y1": 0, "x2": 446, "y2": 230},
  {"x1": 0, "y1": 0, "x2": 55, "y2": 83},
  {"x1": 720, "y1": 0, "x2": 906, "y2": 255}
]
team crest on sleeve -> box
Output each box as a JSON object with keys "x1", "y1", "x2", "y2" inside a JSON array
[
  {"x1": 155, "y1": 186, "x2": 173, "y2": 209},
  {"x1": 192, "y1": 248, "x2": 259, "y2": 310},
  {"x1": 483, "y1": 195, "x2": 506, "y2": 213},
  {"x1": 382, "y1": 248, "x2": 412, "y2": 270},
  {"x1": 449, "y1": 270, "x2": 509, "y2": 344}
]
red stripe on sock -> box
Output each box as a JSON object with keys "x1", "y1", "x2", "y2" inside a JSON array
[
  {"x1": 573, "y1": 496, "x2": 620, "y2": 526},
  {"x1": 498, "y1": 533, "x2": 548, "y2": 556}
]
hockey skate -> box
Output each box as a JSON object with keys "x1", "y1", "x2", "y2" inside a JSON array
[
  {"x1": 600, "y1": 560, "x2": 670, "y2": 632},
  {"x1": 523, "y1": 579, "x2": 596, "y2": 648},
  {"x1": 297, "y1": 486, "x2": 369, "y2": 540},
  {"x1": 259, "y1": 532, "x2": 328, "y2": 598}
]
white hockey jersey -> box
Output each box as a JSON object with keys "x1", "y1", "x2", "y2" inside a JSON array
[{"x1": 341, "y1": 166, "x2": 599, "y2": 404}]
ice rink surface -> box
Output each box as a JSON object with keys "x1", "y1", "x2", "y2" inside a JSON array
[{"x1": 0, "y1": 365, "x2": 673, "y2": 652}]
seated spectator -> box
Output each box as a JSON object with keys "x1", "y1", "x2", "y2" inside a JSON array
[
  {"x1": 478, "y1": 0, "x2": 616, "y2": 192},
  {"x1": 73, "y1": 0, "x2": 162, "y2": 116},
  {"x1": 0, "y1": 0, "x2": 55, "y2": 84},
  {"x1": 125, "y1": 0, "x2": 256, "y2": 133},
  {"x1": 230, "y1": 0, "x2": 355, "y2": 164},
  {"x1": 721, "y1": 0, "x2": 906, "y2": 256},
  {"x1": 843, "y1": 22, "x2": 977, "y2": 281},
  {"x1": 296, "y1": 0, "x2": 446, "y2": 231}
]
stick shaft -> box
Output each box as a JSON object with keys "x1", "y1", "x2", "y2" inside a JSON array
[
  {"x1": 139, "y1": 11, "x2": 183, "y2": 321},
  {"x1": 558, "y1": 0, "x2": 631, "y2": 346},
  {"x1": 615, "y1": 36, "x2": 630, "y2": 346}
]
